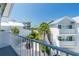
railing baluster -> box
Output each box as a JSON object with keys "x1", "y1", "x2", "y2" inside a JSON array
[
  {"x1": 24, "y1": 38, "x2": 26, "y2": 56},
  {"x1": 29, "y1": 39, "x2": 31, "y2": 56},
  {"x1": 27, "y1": 40, "x2": 28, "y2": 56},
  {"x1": 20, "y1": 36, "x2": 21, "y2": 56},
  {"x1": 26, "y1": 40, "x2": 28, "y2": 56},
  {"x1": 44, "y1": 45, "x2": 45, "y2": 56},
  {"x1": 25, "y1": 40, "x2": 28, "y2": 56},
  {"x1": 39, "y1": 44, "x2": 40, "y2": 56},
  {"x1": 21, "y1": 38, "x2": 23, "y2": 56},
  {"x1": 25, "y1": 40, "x2": 27, "y2": 56},
  {"x1": 35, "y1": 42, "x2": 37, "y2": 56},
  {"x1": 31, "y1": 41, "x2": 33, "y2": 56},
  {"x1": 32, "y1": 42, "x2": 33, "y2": 56},
  {"x1": 56, "y1": 50, "x2": 59, "y2": 56},
  {"x1": 34, "y1": 42, "x2": 36, "y2": 56}
]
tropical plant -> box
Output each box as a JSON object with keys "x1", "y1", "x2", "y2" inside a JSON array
[
  {"x1": 0, "y1": 29, "x2": 5, "y2": 32},
  {"x1": 11, "y1": 27, "x2": 19, "y2": 34},
  {"x1": 27, "y1": 28, "x2": 40, "y2": 40},
  {"x1": 27, "y1": 23, "x2": 51, "y2": 55},
  {"x1": 26, "y1": 28, "x2": 40, "y2": 49}
]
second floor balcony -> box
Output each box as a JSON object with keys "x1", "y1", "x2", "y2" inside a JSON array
[
  {"x1": 0, "y1": 32, "x2": 79, "y2": 56},
  {"x1": 59, "y1": 29, "x2": 76, "y2": 34}
]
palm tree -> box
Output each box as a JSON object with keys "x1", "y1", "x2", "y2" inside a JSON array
[
  {"x1": 38, "y1": 22, "x2": 51, "y2": 55},
  {"x1": 11, "y1": 27, "x2": 19, "y2": 35},
  {"x1": 39, "y1": 22, "x2": 49, "y2": 40},
  {"x1": 38, "y1": 22, "x2": 52, "y2": 43}
]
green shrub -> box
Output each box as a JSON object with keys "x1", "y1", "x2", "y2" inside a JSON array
[
  {"x1": 0, "y1": 29, "x2": 5, "y2": 32},
  {"x1": 27, "y1": 34, "x2": 34, "y2": 39},
  {"x1": 27, "y1": 30, "x2": 40, "y2": 40},
  {"x1": 11, "y1": 27, "x2": 19, "y2": 34}
]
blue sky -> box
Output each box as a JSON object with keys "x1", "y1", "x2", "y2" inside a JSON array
[{"x1": 2, "y1": 3, "x2": 79, "y2": 27}]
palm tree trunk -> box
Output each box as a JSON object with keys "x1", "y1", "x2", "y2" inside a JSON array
[
  {"x1": 47, "y1": 31, "x2": 52, "y2": 44},
  {"x1": 43, "y1": 32, "x2": 45, "y2": 40}
]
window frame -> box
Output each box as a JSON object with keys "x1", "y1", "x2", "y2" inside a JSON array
[
  {"x1": 68, "y1": 25, "x2": 72, "y2": 29},
  {"x1": 58, "y1": 36, "x2": 74, "y2": 41},
  {"x1": 58, "y1": 25, "x2": 62, "y2": 29}
]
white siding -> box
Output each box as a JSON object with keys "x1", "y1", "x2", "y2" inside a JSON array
[{"x1": 49, "y1": 16, "x2": 79, "y2": 52}]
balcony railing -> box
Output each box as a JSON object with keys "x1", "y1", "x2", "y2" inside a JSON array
[
  {"x1": 60, "y1": 41, "x2": 76, "y2": 47},
  {"x1": 9, "y1": 33, "x2": 79, "y2": 56},
  {"x1": 59, "y1": 29, "x2": 76, "y2": 34}
]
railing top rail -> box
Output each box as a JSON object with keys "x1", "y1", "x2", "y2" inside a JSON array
[{"x1": 16, "y1": 35, "x2": 79, "y2": 56}]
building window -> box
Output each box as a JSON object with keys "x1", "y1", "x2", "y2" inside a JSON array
[
  {"x1": 68, "y1": 25, "x2": 72, "y2": 29},
  {"x1": 58, "y1": 36, "x2": 64, "y2": 41},
  {"x1": 58, "y1": 36, "x2": 62, "y2": 41},
  {"x1": 58, "y1": 36, "x2": 73, "y2": 41},
  {"x1": 66, "y1": 36, "x2": 73, "y2": 41},
  {"x1": 71, "y1": 21, "x2": 75, "y2": 24},
  {"x1": 23, "y1": 22, "x2": 31, "y2": 30},
  {"x1": 58, "y1": 25, "x2": 61, "y2": 29},
  {"x1": 58, "y1": 24, "x2": 73, "y2": 29}
]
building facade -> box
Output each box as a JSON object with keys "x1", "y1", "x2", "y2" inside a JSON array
[{"x1": 49, "y1": 16, "x2": 79, "y2": 53}]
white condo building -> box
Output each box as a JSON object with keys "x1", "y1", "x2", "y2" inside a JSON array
[
  {"x1": 49, "y1": 16, "x2": 79, "y2": 53},
  {"x1": 0, "y1": 21, "x2": 31, "y2": 36}
]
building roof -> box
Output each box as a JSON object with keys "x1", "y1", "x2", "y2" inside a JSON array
[
  {"x1": 49, "y1": 16, "x2": 74, "y2": 24},
  {"x1": 72, "y1": 16, "x2": 79, "y2": 23},
  {"x1": 1, "y1": 21, "x2": 24, "y2": 26}
]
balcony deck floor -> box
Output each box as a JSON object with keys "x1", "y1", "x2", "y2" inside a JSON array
[{"x1": 0, "y1": 45, "x2": 18, "y2": 56}]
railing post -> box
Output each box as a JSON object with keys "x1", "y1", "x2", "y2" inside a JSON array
[{"x1": 56, "y1": 50, "x2": 59, "y2": 56}]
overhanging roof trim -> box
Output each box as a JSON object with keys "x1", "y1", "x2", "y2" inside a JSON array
[
  {"x1": 2, "y1": 3, "x2": 13, "y2": 17},
  {"x1": 49, "y1": 16, "x2": 74, "y2": 24}
]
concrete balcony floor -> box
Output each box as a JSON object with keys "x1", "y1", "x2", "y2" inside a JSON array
[{"x1": 0, "y1": 45, "x2": 18, "y2": 56}]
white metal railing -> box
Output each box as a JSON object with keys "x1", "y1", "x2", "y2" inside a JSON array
[
  {"x1": 0, "y1": 32, "x2": 79, "y2": 56},
  {"x1": 9, "y1": 33, "x2": 79, "y2": 56}
]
